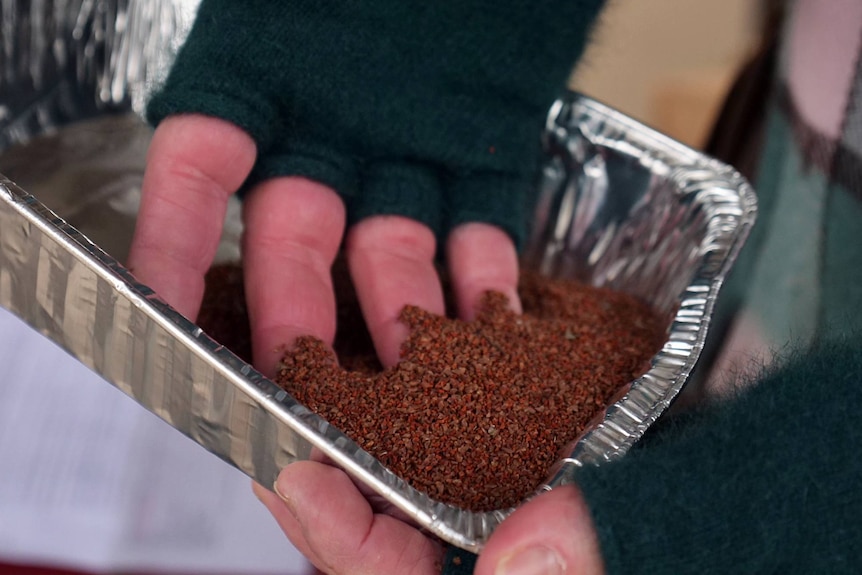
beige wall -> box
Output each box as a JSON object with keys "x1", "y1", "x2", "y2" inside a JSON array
[{"x1": 570, "y1": 0, "x2": 761, "y2": 147}]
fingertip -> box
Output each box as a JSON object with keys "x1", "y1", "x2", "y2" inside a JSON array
[
  {"x1": 276, "y1": 463, "x2": 444, "y2": 574},
  {"x1": 476, "y1": 485, "x2": 605, "y2": 575},
  {"x1": 274, "y1": 462, "x2": 311, "y2": 514},
  {"x1": 241, "y1": 177, "x2": 346, "y2": 375},
  {"x1": 130, "y1": 114, "x2": 257, "y2": 320},
  {"x1": 374, "y1": 321, "x2": 412, "y2": 369},
  {"x1": 446, "y1": 222, "x2": 522, "y2": 321},
  {"x1": 148, "y1": 114, "x2": 257, "y2": 192},
  {"x1": 276, "y1": 460, "x2": 365, "y2": 519},
  {"x1": 253, "y1": 478, "x2": 295, "y2": 523},
  {"x1": 252, "y1": 471, "x2": 324, "y2": 571},
  {"x1": 251, "y1": 479, "x2": 269, "y2": 503},
  {"x1": 346, "y1": 216, "x2": 445, "y2": 368},
  {"x1": 152, "y1": 114, "x2": 257, "y2": 154}
]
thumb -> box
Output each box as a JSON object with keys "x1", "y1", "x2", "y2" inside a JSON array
[{"x1": 475, "y1": 485, "x2": 605, "y2": 575}]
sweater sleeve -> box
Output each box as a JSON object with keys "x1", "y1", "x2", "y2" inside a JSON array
[
  {"x1": 440, "y1": 336, "x2": 862, "y2": 574},
  {"x1": 573, "y1": 335, "x2": 862, "y2": 574}
]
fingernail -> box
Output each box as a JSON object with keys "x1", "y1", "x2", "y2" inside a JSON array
[
  {"x1": 495, "y1": 546, "x2": 565, "y2": 575},
  {"x1": 273, "y1": 475, "x2": 297, "y2": 517}
]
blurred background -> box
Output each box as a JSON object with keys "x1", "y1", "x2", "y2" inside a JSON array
[{"x1": 572, "y1": 0, "x2": 772, "y2": 149}]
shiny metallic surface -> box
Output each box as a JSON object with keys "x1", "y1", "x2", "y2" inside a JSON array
[
  {"x1": 0, "y1": 0, "x2": 200, "y2": 149},
  {"x1": 532, "y1": 96, "x2": 756, "y2": 485},
  {"x1": 0, "y1": 1, "x2": 756, "y2": 553}
]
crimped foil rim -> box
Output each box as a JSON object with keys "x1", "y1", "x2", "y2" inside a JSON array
[{"x1": 0, "y1": 92, "x2": 756, "y2": 552}]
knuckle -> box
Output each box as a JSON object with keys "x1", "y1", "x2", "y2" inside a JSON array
[
  {"x1": 245, "y1": 180, "x2": 346, "y2": 261},
  {"x1": 347, "y1": 216, "x2": 437, "y2": 264},
  {"x1": 161, "y1": 156, "x2": 233, "y2": 205}
]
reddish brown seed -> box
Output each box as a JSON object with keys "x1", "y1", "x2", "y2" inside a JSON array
[
  {"x1": 197, "y1": 264, "x2": 252, "y2": 362},
  {"x1": 199, "y1": 262, "x2": 668, "y2": 512}
]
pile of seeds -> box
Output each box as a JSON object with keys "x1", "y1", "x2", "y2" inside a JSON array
[
  {"x1": 199, "y1": 263, "x2": 667, "y2": 511},
  {"x1": 198, "y1": 264, "x2": 253, "y2": 362}
]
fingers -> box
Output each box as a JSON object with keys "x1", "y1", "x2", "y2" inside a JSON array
[
  {"x1": 257, "y1": 467, "x2": 602, "y2": 575},
  {"x1": 345, "y1": 216, "x2": 445, "y2": 368},
  {"x1": 242, "y1": 177, "x2": 346, "y2": 376},
  {"x1": 236, "y1": 158, "x2": 522, "y2": 376},
  {"x1": 252, "y1": 481, "x2": 325, "y2": 569},
  {"x1": 443, "y1": 170, "x2": 533, "y2": 256},
  {"x1": 446, "y1": 222, "x2": 522, "y2": 320},
  {"x1": 264, "y1": 462, "x2": 443, "y2": 575},
  {"x1": 345, "y1": 218, "x2": 519, "y2": 368},
  {"x1": 128, "y1": 115, "x2": 256, "y2": 319},
  {"x1": 476, "y1": 485, "x2": 605, "y2": 575}
]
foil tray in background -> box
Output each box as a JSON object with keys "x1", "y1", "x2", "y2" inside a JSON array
[{"x1": 0, "y1": 0, "x2": 757, "y2": 553}]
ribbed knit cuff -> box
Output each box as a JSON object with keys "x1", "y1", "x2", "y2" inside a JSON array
[
  {"x1": 146, "y1": 88, "x2": 280, "y2": 152},
  {"x1": 349, "y1": 161, "x2": 444, "y2": 239},
  {"x1": 575, "y1": 337, "x2": 862, "y2": 574},
  {"x1": 444, "y1": 168, "x2": 537, "y2": 252},
  {"x1": 146, "y1": 0, "x2": 607, "y2": 252}
]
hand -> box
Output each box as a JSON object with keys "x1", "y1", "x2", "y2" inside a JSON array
[
  {"x1": 252, "y1": 461, "x2": 604, "y2": 575},
  {"x1": 129, "y1": 2, "x2": 607, "y2": 572},
  {"x1": 130, "y1": 0, "x2": 604, "y2": 372},
  {"x1": 128, "y1": 114, "x2": 521, "y2": 374}
]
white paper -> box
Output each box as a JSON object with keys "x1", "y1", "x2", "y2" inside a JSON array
[{"x1": 0, "y1": 307, "x2": 313, "y2": 574}]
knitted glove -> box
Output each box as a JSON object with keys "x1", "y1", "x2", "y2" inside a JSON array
[
  {"x1": 146, "y1": 0, "x2": 605, "y2": 250},
  {"x1": 576, "y1": 337, "x2": 862, "y2": 574},
  {"x1": 443, "y1": 337, "x2": 862, "y2": 574}
]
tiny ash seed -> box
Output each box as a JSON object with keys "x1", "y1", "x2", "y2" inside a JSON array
[{"x1": 199, "y1": 262, "x2": 667, "y2": 512}]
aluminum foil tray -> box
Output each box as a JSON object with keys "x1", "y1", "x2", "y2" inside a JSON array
[{"x1": 0, "y1": 0, "x2": 756, "y2": 552}]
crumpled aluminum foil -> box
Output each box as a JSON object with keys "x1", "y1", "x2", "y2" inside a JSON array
[
  {"x1": 0, "y1": 0, "x2": 756, "y2": 553},
  {"x1": 0, "y1": 0, "x2": 199, "y2": 149}
]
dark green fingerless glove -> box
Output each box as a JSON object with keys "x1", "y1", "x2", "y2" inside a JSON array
[
  {"x1": 442, "y1": 337, "x2": 862, "y2": 574},
  {"x1": 146, "y1": 0, "x2": 605, "y2": 249},
  {"x1": 575, "y1": 337, "x2": 862, "y2": 574}
]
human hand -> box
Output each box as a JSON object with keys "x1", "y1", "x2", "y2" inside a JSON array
[
  {"x1": 129, "y1": 0, "x2": 603, "y2": 370},
  {"x1": 129, "y1": 2, "x2": 606, "y2": 572},
  {"x1": 251, "y1": 461, "x2": 604, "y2": 575},
  {"x1": 127, "y1": 113, "x2": 521, "y2": 373}
]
